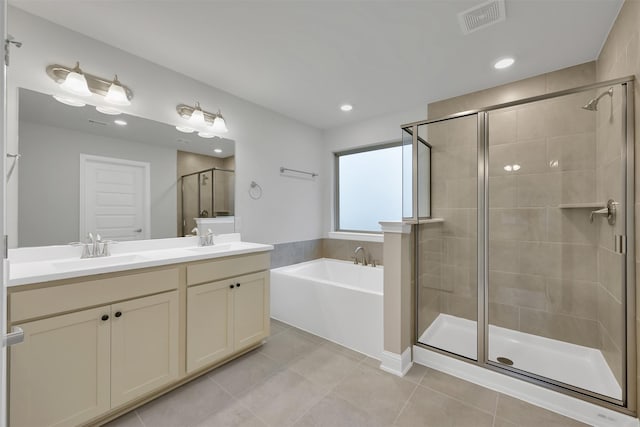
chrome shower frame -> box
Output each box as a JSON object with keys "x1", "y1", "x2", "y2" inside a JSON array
[{"x1": 402, "y1": 76, "x2": 636, "y2": 415}]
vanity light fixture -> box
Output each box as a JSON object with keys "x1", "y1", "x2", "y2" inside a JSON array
[
  {"x1": 47, "y1": 62, "x2": 133, "y2": 106},
  {"x1": 52, "y1": 95, "x2": 86, "y2": 107},
  {"x1": 59, "y1": 62, "x2": 92, "y2": 96},
  {"x1": 96, "y1": 105, "x2": 121, "y2": 115},
  {"x1": 176, "y1": 102, "x2": 228, "y2": 137}
]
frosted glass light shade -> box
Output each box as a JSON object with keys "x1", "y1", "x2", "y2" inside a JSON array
[
  {"x1": 211, "y1": 115, "x2": 228, "y2": 133},
  {"x1": 105, "y1": 77, "x2": 131, "y2": 106},
  {"x1": 53, "y1": 95, "x2": 86, "y2": 107},
  {"x1": 198, "y1": 131, "x2": 216, "y2": 139},
  {"x1": 60, "y1": 69, "x2": 91, "y2": 97},
  {"x1": 189, "y1": 108, "x2": 206, "y2": 126}
]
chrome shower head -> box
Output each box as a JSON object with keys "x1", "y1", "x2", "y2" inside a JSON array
[{"x1": 582, "y1": 87, "x2": 613, "y2": 111}]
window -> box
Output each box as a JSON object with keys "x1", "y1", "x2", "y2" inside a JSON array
[{"x1": 335, "y1": 143, "x2": 403, "y2": 232}]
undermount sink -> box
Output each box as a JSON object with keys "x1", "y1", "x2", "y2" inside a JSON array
[
  {"x1": 185, "y1": 244, "x2": 232, "y2": 253},
  {"x1": 52, "y1": 254, "x2": 148, "y2": 271}
]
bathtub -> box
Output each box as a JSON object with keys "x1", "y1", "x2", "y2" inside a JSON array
[{"x1": 270, "y1": 258, "x2": 383, "y2": 359}]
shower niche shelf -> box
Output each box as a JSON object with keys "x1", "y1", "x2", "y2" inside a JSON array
[{"x1": 558, "y1": 203, "x2": 606, "y2": 209}]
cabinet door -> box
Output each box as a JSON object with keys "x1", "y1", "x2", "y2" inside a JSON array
[
  {"x1": 111, "y1": 291, "x2": 179, "y2": 407},
  {"x1": 10, "y1": 307, "x2": 111, "y2": 427},
  {"x1": 234, "y1": 272, "x2": 270, "y2": 352},
  {"x1": 187, "y1": 281, "x2": 234, "y2": 373}
]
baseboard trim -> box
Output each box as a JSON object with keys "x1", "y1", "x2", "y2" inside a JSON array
[{"x1": 379, "y1": 347, "x2": 412, "y2": 377}]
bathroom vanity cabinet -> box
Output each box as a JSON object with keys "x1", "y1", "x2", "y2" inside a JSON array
[{"x1": 6, "y1": 250, "x2": 270, "y2": 427}]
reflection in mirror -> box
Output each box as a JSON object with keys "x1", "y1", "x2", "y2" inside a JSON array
[{"x1": 17, "y1": 88, "x2": 235, "y2": 247}]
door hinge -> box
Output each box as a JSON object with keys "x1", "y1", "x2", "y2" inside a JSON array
[
  {"x1": 615, "y1": 235, "x2": 627, "y2": 255},
  {"x1": 4, "y1": 34, "x2": 22, "y2": 66}
]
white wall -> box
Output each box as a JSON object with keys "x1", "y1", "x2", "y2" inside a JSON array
[
  {"x1": 7, "y1": 7, "x2": 324, "y2": 246},
  {"x1": 321, "y1": 104, "x2": 427, "y2": 234},
  {"x1": 18, "y1": 121, "x2": 177, "y2": 247}
]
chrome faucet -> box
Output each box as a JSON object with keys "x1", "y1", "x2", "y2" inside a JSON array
[
  {"x1": 70, "y1": 232, "x2": 113, "y2": 258},
  {"x1": 199, "y1": 228, "x2": 215, "y2": 246},
  {"x1": 354, "y1": 246, "x2": 367, "y2": 266}
]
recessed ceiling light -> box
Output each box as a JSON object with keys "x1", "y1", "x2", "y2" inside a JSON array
[
  {"x1": 52, "y1": 95, "x2": 86, "y2": 107},
  {"x1": 340, "y1": 104, "x2": 353, "y2": 112},
  {"x1": 114, "y1": 119, "x2": 127, "y2": 126},
  {"x1": 494, "y1": 57, "x2": 515, "y2": 69},
  {"x1": 96, "y1": 105, "x2": 121, "y2": 115},
  {"x1": 214, "y1": 148, "x2": 222, "y2": 153}
]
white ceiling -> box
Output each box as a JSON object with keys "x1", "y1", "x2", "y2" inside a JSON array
[{"x1": 10, "y1": 0, "x2": 623, "y2": 129}]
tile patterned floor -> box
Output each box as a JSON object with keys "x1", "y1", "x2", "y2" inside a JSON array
[{"x1": 105, "y1": 319, "x2": 588, "y2": 427}]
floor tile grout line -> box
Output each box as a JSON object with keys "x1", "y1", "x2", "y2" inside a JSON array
[
  {"x1": 392, "y1": 381, "x2": 419, "y2": 426},
  {"x1": 286, "y1": 381, "x2": 336, "y2": 427},
  {"x1": 207, "y1": 372, "x2": 272, "y2": 427},
  {"x1": 416, "y1": 380, "x2": 498, "y2": 418},
  {"x1": 134, "y1": 410, "x2": 146, "y2": 427}
]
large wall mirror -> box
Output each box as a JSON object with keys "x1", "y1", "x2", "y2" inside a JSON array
[{"x1": 17, "y1": 88, "x2": 235, "y2": 247}]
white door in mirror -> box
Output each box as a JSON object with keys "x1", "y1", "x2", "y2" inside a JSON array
[{"x1": 80, "y1": 154, "x2": 150, "y2": 241}]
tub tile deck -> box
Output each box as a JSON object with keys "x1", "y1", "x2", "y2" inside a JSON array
[{"x1": 105, "y1": 319, "x2": 587, "y2": 427}]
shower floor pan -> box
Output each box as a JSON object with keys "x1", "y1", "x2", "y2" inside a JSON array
[{"x1": 419, "y1": 314, "x2": 622, "y2": 400}]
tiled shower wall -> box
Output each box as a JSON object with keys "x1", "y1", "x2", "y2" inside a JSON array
[
  {"x1": 419, "y1": 62, "x2": 611, "y2": 346},
  {"x1": 596, "y1": 0, "x2": 640, "y2": 408},
  {"x1": 270, "y1": 238, "x2": 383, "y2": 269}
]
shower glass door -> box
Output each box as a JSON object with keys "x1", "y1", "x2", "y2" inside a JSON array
[
  {"x1": 486, "y1": 83, "x2": 628, "y2": 402},
  {"x1": 415, "y1": 114, "x2": 479, "y2": 360}
]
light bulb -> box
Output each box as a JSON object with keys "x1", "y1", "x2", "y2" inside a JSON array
[
  {"x1": 60, "y1": 62, "x2": 92, "y2": 97},
  {"x1": 104, "y1": 75, "x2": 131, "y2": 106},
  {"x1": 211, "y1": 112, "x2": 228, "y2": 133}
]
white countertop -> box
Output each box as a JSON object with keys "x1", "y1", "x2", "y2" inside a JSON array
[{"x1": 7, "y1": 234, "x2": 273, "y2": 287}]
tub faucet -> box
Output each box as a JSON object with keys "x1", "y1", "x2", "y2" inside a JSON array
[{"x1": 354, "y1": 246, "x2": 367, "y2": 266}]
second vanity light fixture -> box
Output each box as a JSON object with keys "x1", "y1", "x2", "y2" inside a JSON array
[
  {"x1": 47, "y1": 62, "x2": 133, "y2": 109},
  {"x1": 176, "y1": 102, "x2": 228, "y2": 138}
]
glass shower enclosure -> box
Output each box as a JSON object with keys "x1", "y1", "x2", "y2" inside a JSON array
[
  {"x1": 404, "y1": 77, "x2": 635, "y2": 413},
  {"x1": 180, "y1": 167, "x2": 235, "y2": 236}
]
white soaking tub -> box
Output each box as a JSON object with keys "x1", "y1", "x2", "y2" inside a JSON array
[{"x1": 270, "y1": 258, "x2": 383, "y2": 358}]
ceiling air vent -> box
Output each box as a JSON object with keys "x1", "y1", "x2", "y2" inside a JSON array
[{"x1": 458, "y1": 0, "x2": 506, "y2": 35}]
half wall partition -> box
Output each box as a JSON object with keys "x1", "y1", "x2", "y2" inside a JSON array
[{"x1": 404, "y1": 77, "x2": 635, "y2": 413}]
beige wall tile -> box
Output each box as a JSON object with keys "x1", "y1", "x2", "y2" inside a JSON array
[
  {"x1": 558, "y1": 170, "x2": 597, "y2": 205},
  {"x1": 519, "y1": 308, "x2": 599, "y2": 348},
  {"x1": 547, "y1": 133, "x2": 596, "y2": 172},
  {"x1": 489, "y1": 109, "x2": 516, "y2": 145},
  {"x1": 489, "y1": 271, "x2": 547, "y2": 310},
  {"x1": 546, "y1": 62, "x2": 596, "y2": 93},
  {"x1": 546, "y1": 208, "x2": 597, "y2": 245},
  {"x1": 488, "y1": 302, "x2": 519, "y2": 330},
  {"x1": 546, "y1": 278, "x2": 598, "y2": 320}
]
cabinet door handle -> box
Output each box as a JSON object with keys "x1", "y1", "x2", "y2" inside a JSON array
[
  {"x1": 229, "y1": 284, "x2": 235, "y2": 289},
  {"x1": 115, "y1": 311, "x2": 122, "y2": 318},
  {"x1": 236, "y1": 283, "x2": 241, "y2": 288},
  {"x1": 101, "y1": 314, "x2": 109, "y2": 321}
]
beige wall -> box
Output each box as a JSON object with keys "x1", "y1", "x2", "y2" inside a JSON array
[
  {"x1": 421, "y1": 62, "x2": 602, "y2": 349},
  {"x1": 595, "y1": 0, "x2": 640, "y2": 411}
]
